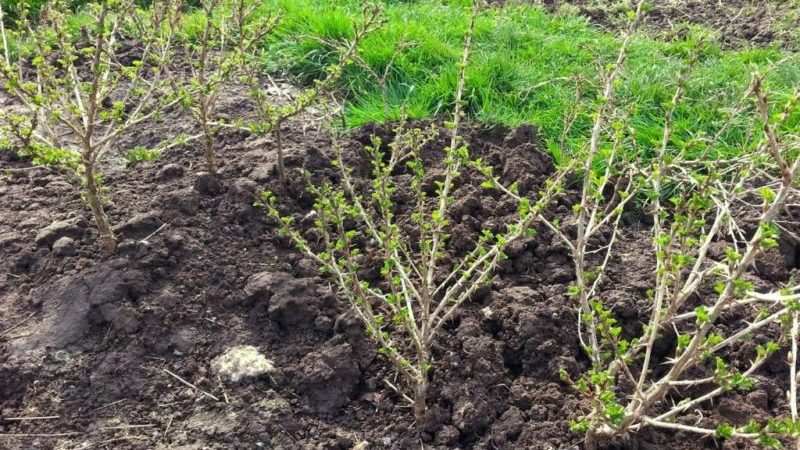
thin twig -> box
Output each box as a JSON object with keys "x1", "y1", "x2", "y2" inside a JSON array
[
  {"x1": 0, "y1": 312, "x2": 36, "y2": 337},
  {"x1": 4, "y1": 416, "x2": 60, "y2": 421},
  {"x1": 162, "y1": 369, "x2": 220, "y2": 402},
  {"x1": 0, "y1": 432, "x2": 80, "y2": 437}
]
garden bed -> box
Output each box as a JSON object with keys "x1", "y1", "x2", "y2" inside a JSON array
[{"x1": 2, "y1": 85, "x2": 799, "y2": 449}]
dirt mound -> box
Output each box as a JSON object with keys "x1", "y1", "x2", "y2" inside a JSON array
[{"x1": 2, "y1": 93, "x2": 800, "y2": 450}]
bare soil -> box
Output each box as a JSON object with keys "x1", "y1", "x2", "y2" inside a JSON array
[
  {"x1": 535, "y1": 0, "x2": 800, "y2": 50},
  {"x1": 1, "y1": 84, "x2": 800, "y2": 450}
]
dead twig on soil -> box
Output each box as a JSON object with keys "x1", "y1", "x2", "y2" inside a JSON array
[
  {"x1": 91, "y1": 399, "x2": 126, "y2": 411},
  {"x1": 0, "y1": 312, "x2": 36, "y2": 338},
  {"x1": 0, "y1": 432, "x2": 80, "y2": 438},
  {"x1": 96, "y1": 436, "x2": 150, "y2": 445},
  {"x1": 139, "y1": 223, "x2": 169, "y2": 244},
  {"x1": 162, "y1": 368, "x2": 220, "y2": 402},
  {"x1": 100, "y1": 424, "x2": 154, "y2": 430},
  {"x1": 3, "y1": 416, "x2": 59, "y2": 421}
]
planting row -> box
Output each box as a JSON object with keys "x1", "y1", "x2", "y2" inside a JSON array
[{"x1": 2, "y1": 1, "x2": 800, "y2": 448}]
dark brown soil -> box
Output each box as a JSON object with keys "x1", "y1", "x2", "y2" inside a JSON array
[
  {"x1": 534, "y1": 0, "x2": 800, "y2": 50},
  {"x1": 2, "y1": 84, "x2": 800, "y2": 450}
]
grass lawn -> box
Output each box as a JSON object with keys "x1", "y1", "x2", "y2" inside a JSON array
[
  {"x1": 9, "y1": 0, "x2": 798, "y2": 162},
  {"x1": 221, "y1": 0, "x2": 800, "y2": 163}
]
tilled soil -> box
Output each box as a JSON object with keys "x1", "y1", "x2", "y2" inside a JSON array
[
  {"x1": 2, "y1": 87, "x2": 800, "y2": 450},
  {"x1": 535, "y1": 0, "x2": 800, "y2": 50}
]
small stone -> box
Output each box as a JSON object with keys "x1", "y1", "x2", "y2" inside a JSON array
[
  {"x1": 52, "y1": 236, "x2": 77, "y2": 257},
  {"x1": 157, "y1": 163, "x2": 184, "y2": 180},
  {"x1": 194, "y1": 171, "x2": 222, "y2": 196},
  {"x1": 35, "y1": 219, "x2": 83, "y2": 248},
  {"x1": 212, "y1": 346, "x2": 275, "y2": 383}
]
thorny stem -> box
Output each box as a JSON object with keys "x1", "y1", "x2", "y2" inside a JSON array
[
  {"x1": 275, "y1": 122, "x2": 285, "y2": 184},
  {"x1": 83, "y1": 160, "x2": 116, "y2": 253},
  {"x1": 260, "y1": 1, "x2": 578, "y2": 423},
  {"x1": 635, "y1": 40, "x2": 698, "y2": 394},
  {"x1": 0, "y1": 3, "x2": 9, "y2": 66},
  {"x1": 421, "y1": 0, "x2": 479, "y2": 358},
  {"x1": 306, "y1": 188, "x2": 422, "y2": 385},
  {"x1": 202, "y1": 109, "x2": 217, "y2": 174},
  {"x1": 245, "y1": 5, "x2": 382, "y2": 184},
  {"x1": 71, "y1": 3, "x2": 118, "y2": 252},
  {"x1": 574, "y1": 0, "x2": 646, "y2": 368},
  {"x1": 791, "y1": 312, "x2": 799, "y2": 449},
  {"x1": 425, "y1": 0, "x2": 478, "y2": 297},
  {"x1": 0, "y1": 1, "x2": 180, "y2": 252},
  {"x1": 620, "y1": 90, "x2": 800, "y2": 432},
  {"x1": 639, "y1": 310, "x2": 782, "y2": 425},
  {"x1": 642, "y1": 418, "x2": 759, "y2": 440},
  {"x1": 198, "y1": 0, "x2": 216, "y2": 173},
  {"x1": 550, "y1": 5, "x2": 800, "y2": 445},
  {"x1": 173, "y1": 0, "x2": 280, "y2": 174}
]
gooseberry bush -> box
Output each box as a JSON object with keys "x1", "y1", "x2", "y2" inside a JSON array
[
  {"x1": 258, "y1": 2, "x2": 569, "y2": 419},
  {"x1": 238, "y1": 5, "x2": 384, "y2": 184},
  {"x1": 0, "y1": 0, "x2": 181, "y2": 252},
  {"x1": 169, "y1": 0, "x2": 279, "y2": 175},
  {"x1": 538, "y1": 1, "x2": 800, "y2": 448}
]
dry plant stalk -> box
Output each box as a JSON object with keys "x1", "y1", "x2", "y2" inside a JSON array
[
  {"x1": 259, "y1": 0, "x2": 569, "y2": 420},
  {"x1": 170, "y1": 0, "x2": 279, "y2": 174},
  {"x1": 545, "y1": 2, "x2": 800, "y2": 448},
  {"x1": 0, "y1": 0, "x2": 182, "y2": 252}
]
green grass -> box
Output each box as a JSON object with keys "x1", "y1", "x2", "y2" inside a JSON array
[
  {"x1": 12, "y1": 0, "x2": 795, "y2": 163},
  {"x1": 199, "y1": 0, "x2": 800, "y2": 163}
]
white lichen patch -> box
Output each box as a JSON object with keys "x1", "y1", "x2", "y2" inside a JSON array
[{"x1": 211, "y1": 345, "x2": 275, "y2": 383}]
